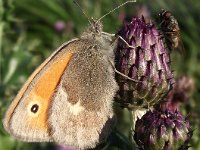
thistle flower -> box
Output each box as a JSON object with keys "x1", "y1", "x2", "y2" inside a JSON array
[
  {"x1": 134, "y1": 108, "x2": 193, "y2": 150},
  {"x1": 164, "y1": 75, "x2": 194, "y2": 111},
  {"x1": 115, "y1": 17, "x2": 174, "y2": 110},
  {"x1": 54, "y1": 20, "x2": 66, "y2": 33}
]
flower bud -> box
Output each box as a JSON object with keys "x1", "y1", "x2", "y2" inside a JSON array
[
  {"x1": 134, "y1": 108, "x2": 192, "y2": 150},
  {"x1": 164, "y1": 75, "x2": 195, "y2": 111},
  {"x1": 115, "y1": 17, "x2": 174, "y2": 110}
]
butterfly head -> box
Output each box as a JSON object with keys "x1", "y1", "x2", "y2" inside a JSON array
[{"x1": 88, "y1": 18, "x2": 103, "y2": 35}]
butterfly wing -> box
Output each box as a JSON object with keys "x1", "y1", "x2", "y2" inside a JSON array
[
  {"x1": 48, "y1": 39, "x2": 118, "y2": 149},
  {"x1": 3, "y1": 39, "x2": 78, "y2": 142}
]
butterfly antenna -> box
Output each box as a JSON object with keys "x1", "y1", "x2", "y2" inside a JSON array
[
  {"x1": 73, "y1": 0, "x2": 92, "y2": 25},
  {"x1": 97, "y1": 0, "x2": 136, "y2": 22}
]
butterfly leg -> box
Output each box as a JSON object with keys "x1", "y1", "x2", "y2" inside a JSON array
[
  {"x1": 105, "y1": 35, "x2": 141, "y2": 83},
  {"x1": 118, "y1": 35, "x2": 136, "y2": 49},
  {"x1": 108, "y1": 59, "x2": 141, "y2": 83}
]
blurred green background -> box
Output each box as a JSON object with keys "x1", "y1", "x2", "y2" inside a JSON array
[{"x1": 0, "y1": 0, "x2": 199, "y2": 149}]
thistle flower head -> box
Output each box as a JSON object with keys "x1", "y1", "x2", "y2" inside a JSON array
[
  {"x1": 115, "y1": 17, "x2": 174, "y2": 110},
  {"x1": 164, "y1": 75, "x2": 195, "y2": 111},
  {"x1": 134, "y1": 108, "x2": 193, "y2": 150},
  {"x1": 54, "y1": 20, "x2": 66, "y2": 33}
]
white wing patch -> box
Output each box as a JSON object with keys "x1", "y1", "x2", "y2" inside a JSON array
[{"x1": 68, "y1": 101, "x2": 85, "y2": 116}]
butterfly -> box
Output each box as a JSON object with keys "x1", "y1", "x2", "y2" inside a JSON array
[{"x1": 3, "y1": 1, "x2": 137, "y2": 149}]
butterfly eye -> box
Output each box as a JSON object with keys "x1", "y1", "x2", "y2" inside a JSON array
[{"x1": 31, "y1": 104, "x2": 39, "y2": 113}]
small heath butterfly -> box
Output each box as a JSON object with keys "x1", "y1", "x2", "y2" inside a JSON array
[{"x1": 3, "y1": 1, "x2": 136, "y2": 149}]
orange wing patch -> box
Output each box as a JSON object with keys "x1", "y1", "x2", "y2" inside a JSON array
[
  {"x1": 3, "y1": 49, "x2": 73, "y2": 131},
  {"x1": 27, "y1": 52, "x2": 73, "y2": 129},
  {"x1": 3, "y1": 57, "x2": 50, "y2": 130}
]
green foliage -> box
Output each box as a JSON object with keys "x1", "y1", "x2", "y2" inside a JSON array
[{"x1": 0, "y1": 0, "x2": 199, "y2": 149}]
